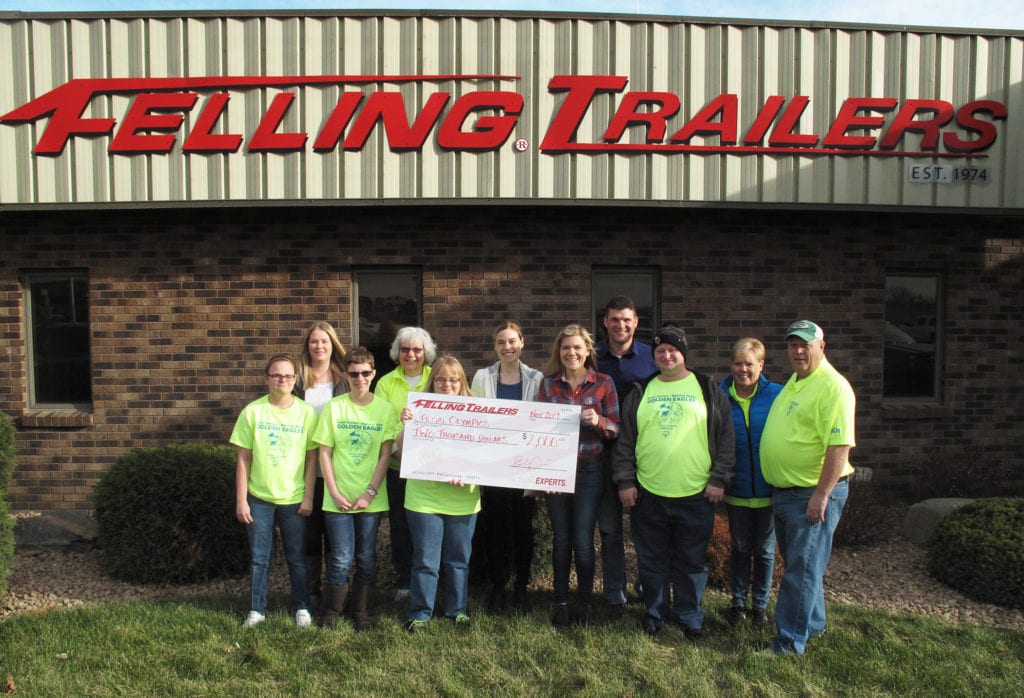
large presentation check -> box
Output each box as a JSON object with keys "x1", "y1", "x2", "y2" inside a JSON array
[{"x1": 399, "y1": 392, "x2": 582, "y2": 493}]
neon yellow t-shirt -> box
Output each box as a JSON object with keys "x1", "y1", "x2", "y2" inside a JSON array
[
  {"x1": 229, "y1": 395, "x2": 318, "y2": 505},
  {"x1": 312, "y1": 394, "x2": 399, "y2": 514},
  {"x1": 760, "y1": 358, "x2": 856, "y2": 488},
  {"x1": 405, "y1": 477, "x2": 482, "y2": 516},
  {"x1": 728, "y1": 382, "x2": 754, "y2": 426},
  {"x1": 634, "y1": 374, "x2": 712, "y2": 498},
  {"x1": 374, "y1": 365, "x2": 432, "y2": 469}
]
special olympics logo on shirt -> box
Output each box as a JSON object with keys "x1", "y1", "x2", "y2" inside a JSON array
[
  {"x1": 346, "y1": 429, "x2": 373, "y2": 463},
  {"x1": 785, "y1": 400, "x2": 799, "y2": 417},
  {"x1": 656, "y1": 400, "x2": 684, "y2": 437}
]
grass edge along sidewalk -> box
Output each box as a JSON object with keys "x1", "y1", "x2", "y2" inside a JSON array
[{"x1": 1, "y1": 591, "x2": 1022, "y2": 696}]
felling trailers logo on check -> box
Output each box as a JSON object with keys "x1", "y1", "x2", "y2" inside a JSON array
[{"x1": 0, "y1": 74, "x2": 1007, "y2": 158}]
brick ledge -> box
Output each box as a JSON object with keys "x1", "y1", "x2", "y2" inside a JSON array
[{"x1": 20, "y1": 410, "x2": 94, "y2": 429}]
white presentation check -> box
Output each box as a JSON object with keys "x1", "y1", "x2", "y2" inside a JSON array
[{"x1": 399, "y1": 392, "x2": 582, "y2": 493}]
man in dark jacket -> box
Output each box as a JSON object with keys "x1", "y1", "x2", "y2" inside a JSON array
[{"x1": 612, "y1": 324, "x2": 735, "y2": 637}]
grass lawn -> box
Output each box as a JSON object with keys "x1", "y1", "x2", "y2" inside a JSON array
[{"x1": 2, "y1": 589, "x2": 1022, "y2": 697}]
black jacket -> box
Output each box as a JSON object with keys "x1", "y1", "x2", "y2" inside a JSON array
[{"x1": 611, "y1": 370, "x2": 735, "y2": 493}]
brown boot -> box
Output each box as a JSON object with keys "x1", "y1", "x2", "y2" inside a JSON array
[
  {"x1": 350, "y1": 580, "x2": 375, "y2": 632},
  {"x1": 317, "y1": 583, "x2": 348, "y2": 629}
]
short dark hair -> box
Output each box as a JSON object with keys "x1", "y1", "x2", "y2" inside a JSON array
[
  {"x1": 344, "y1": 346, "x2": 375, "y2": 369},
  {"x1": 604, "y1": 295, "x2": 637, "y2": 315}
]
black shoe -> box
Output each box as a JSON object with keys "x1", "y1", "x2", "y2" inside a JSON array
[
  {"x1": 682, "y1": 625, "x2": 705, "y2": 640},
  {"x1": 605, "y1": 602, "x2": 626, "y2": 618},
  {"x1": 751, "y1": 608, "x2": 770, "y2": 628},
  {"x1": 641, "y1": 618, "x2": 660, "y2": 637},
  {"x1": 551, "y1": 603, "x2": 570, "y2": 628},
  {"x1": 729, "y1": 605, "x2": 747, "y2": 625}
]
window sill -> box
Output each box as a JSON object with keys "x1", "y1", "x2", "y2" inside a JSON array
[
  {"x1": 20, "y1": 409, "x2": 94, "y2": 429},
  {"x1": 879, "y1": 402, "x2": 947, "y2": 420}
]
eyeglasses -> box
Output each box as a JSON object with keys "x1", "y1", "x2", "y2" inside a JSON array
[
  {"x1": 433, "y1": 377, "x2": 461, "y2": 385},
  {"x1": 400, "y1": 346, "x2": 424, "y2": 354},
  {"x1": 267, "y1": 374, "x2": 296, "y2": 381},
  {"x1": 347, "y1": 370, "x2": 374, "y2": 379}
]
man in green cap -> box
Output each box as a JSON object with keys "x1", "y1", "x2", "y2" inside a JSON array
[{"x1": 760, "y1": 320, "x2": 856, "y2": 655}]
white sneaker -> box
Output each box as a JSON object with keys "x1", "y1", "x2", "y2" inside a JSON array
[
  {"x1": 242, "y1": 611, "x2": 266, "y2": 628},
  {"x1": 394, "y1": 588, "x2": 410, "y2": 602},
  {"x1": 295, "y1": 609, "x2": 312, "y2": 628}
]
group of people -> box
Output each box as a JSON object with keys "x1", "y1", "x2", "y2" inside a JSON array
[{"x1": 230, "y1": 299, "x2": 855, "y2": 656}]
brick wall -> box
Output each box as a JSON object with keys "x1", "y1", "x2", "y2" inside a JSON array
[{"x1": 1, "y1": 205, "x2": 1021, "y2": 510}]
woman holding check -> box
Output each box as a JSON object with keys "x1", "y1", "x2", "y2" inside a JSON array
[
  {"x1": 398, "y1": 354, "x2": 482, "y2": 632},
  {"x1": 470, "y1": 321, "x2": 544, "y2": 611},
  {"x1": 537, "y1": 324, "x2": 621, "y2": 628}
]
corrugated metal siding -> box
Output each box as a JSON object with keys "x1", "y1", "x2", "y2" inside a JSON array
[{"x1": 0, "y1": 13, "x2": 1021, "y2": 209}]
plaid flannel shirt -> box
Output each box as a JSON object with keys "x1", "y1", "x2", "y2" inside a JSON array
[{"x1": 537, "y1": 367, "x2": 621, "y2": 465}]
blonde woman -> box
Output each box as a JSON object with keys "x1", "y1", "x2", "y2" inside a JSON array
[
  {"x1": 399, "y1": 354, "x2": 482, "y2": 631},
  {"x1": 293, "y1": 321, "x2": 348, "y2": 601},
  {"x1": 536, "y1": 324, "x2": 620, "y2": 627}
]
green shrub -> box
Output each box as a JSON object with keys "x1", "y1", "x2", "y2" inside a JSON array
[
  {"x1": 0, "y1": 499, "x2": 12, "y2": 599},
  {"x1": 926, "y1": 497, "x2": 1024, "y2": 610},
  {"x1": 0, "y1": 411, "x2": 15, "y2": 494},
  {"x1": 0, "y1": 412, "x2": 16, "y2": 598},
  {"x1": 94, "y1": 443, "x2": 248, "y2": 584}
]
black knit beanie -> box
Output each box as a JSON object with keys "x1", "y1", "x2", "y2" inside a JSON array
[{"x1": 651, "y1": 324, "x2": 689, "y2": 359}]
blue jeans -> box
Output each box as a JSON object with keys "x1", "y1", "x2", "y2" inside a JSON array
[
  {"x1": 245, "y1": 494, "x2": 309, "y2": 614},
  {"x1": 726, "y1": 503, "x2": 776, "y2": 610},
  {"x1": 771, "y1": 480, "x2": 848, "y2": 655},
  {"x1": 545, "y1": 464, "x2": 605, "y2": 605},
  {"x1": 387, "y1": 468, "x2": 412, "y2": 589},
  {"x1": 323, "y1": 511, "x2": 383, "y2": 585},
  {"x1": 630, "y1": 489, "x2": 714, "y2": 630},
  {"x1": 406, "y1": 510, "x2": 478, "y2": 621},
  {"x1": 597, "y1": 465, "x2": 627, "y2": 605}
]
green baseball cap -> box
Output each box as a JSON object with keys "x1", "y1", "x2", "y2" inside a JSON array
[{"x1": 786, "y1": 320, "x2": 824, "y2": 342}]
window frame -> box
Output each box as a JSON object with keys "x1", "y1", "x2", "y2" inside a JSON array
[
  {"x1": 353, "y1": 267, "x2": 423, "y2": 378},
  {"x1": 883, "y1": 272, "x2": 943, "y2": 403},
  {"x1": 23, "y1": 269, "x2": 93, "y2": 410}
]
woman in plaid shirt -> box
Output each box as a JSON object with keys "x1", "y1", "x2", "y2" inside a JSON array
[{"x1": 537, "y1": 324, "x2": 621, "y2": 628}]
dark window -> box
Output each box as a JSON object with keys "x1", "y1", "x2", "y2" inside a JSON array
[
  {"x1": 25, "y1": 272, "x2": 92, "y2": 407},
  {"x1": 592, "y1": 267, "x2": 660, "y2": 344},
  {"x1": 884, "y1": 275, "x2": 940, "y2": 399},
  {"x1": 353, "y1": 268, "x2": 422, "y2": 378}
]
